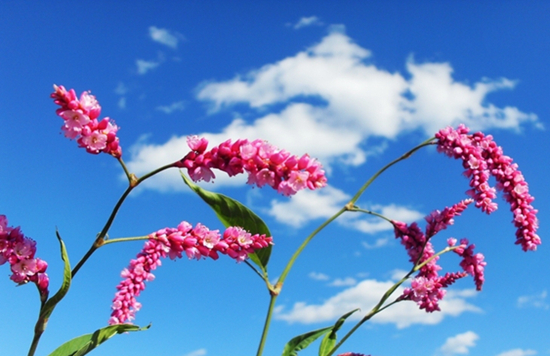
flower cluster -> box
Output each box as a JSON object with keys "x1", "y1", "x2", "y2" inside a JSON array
[
  {"x1": 176, "y1": 136, "x2": 327, "y2": 196},
  {"x1": 0, "y1": 215, "x2": 49, "y2": 301},
  {"x1": 109, "y1": 222, "x2": 273, "y2": 325},
  {"x1": 337, "y1": 353, "x2": 370, "y2": 356},
  {"x1": 51, "y1": 85, "x2": 122, "y2": 158},
  {"x1": 436, "y1": 124, "x2": 540, "y2": 251},
  {"x1": 393, "y1": 200, "x2": 486, "y2": 312}
]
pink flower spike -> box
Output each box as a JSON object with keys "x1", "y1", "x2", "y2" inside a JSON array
[
  {"x1": 436, "y1": 125, "x2": 540, "y2": 251},
  {"x1": 0, "y1": 216, "x2": 49, "y2": 299},
  {"x1": 109, "y1": 222, "x2": 273, "y2": 324},
  {"x1": 51, "y1": 85, "x2": 123, "y2": 158},
  {"x1": 178, "y1": 137, "x2": 327, "y2": 195}
]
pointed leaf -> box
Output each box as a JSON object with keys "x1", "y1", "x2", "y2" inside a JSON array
[
  {"x1": 181, "y1": 172, "x2": 272, "y2": 271},
  {"x1": 47, "y1": 324, "x2": 150, "y2": 356},
  {"x1": 281, "y1": 326, "x2": 332, "y2": 356},
  {"x1": 319, "y1": 309, "x2": 360, "y2": 356},
  {"x1": 40, "y1": 230, "x2": 72, "y2": 321}
]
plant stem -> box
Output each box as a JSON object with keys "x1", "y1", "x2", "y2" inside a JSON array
[
  {"x1": 326, "y1": 245, "x2": 460, "y2": 355},
  {"x1": 349, "y1": 138, "x2": 435, "y2": 205},
  {"x1": 255, "y1": 295, "x2": 278, "y2": 356},
  {"x1": 254, "y1": 138, "x2": 437, "y2": 356},
  {"x1": 326, "y1": 273, "x2": 411, "y2": 356},
  {"x1": 70, "y1": 162, "x2": 176, "y2": 278},
  {"x1": 278, "y1": 207, "x2": 347, "y2": 285}
]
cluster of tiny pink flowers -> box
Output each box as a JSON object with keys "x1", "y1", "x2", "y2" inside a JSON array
[
  {"x1": 447, "y1": 238, "x2": 486, "y2": 290},
  {"x1": 0, "y1": 215, "x2": 49, "y2": 301},
  {"x1": 51, "y1": 85, "x2": 122, "y2": 158},
  {"x1": 176, "y1": 136, "x2": 327, "y2": 196},
  {"x1": 435, "y1": 124, "x2": 540, "y2": 251},
  {"x1": 337, "y1": 353, "x2": 370, "y2": 356},
  {"x1": 109, "y1": 222, "x2": 272, "y2": 325},
  {"x1": 393, "y1": 200, "x2": 484, "y2": 312}
]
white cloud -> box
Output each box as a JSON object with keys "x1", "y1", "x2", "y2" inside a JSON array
[
  {"x1": 115, "y1": 82, "x2": 128, "y2": 95},
  {"x1": 438, "y1": 331, "x2": 479, "y2": 355},
  {"x1": 118, "y1": 97, "x2": 126, "y2": 110},
  {"x1": 389, "y1": 269, "x2": 409, "y2": 281},
  {"x1": 149, "y1": 26, "x2": 182, "y2": 49},
  {"x1": 362, "y1": 237, "x2": 390, "y2": 249},
  {"x1": 136, "y1": 59, "x2": 161, "y2": 75},
  {"x1": 157, "y1": 100, "x2": 185, "y2": 114},
  {"x1": 274, "y1": 279, "x2": 481, "y2": 328},
  {"x1": 328, "y1": 277, "x2": 357, "y2": 287},
  {"x1": 266, "y1": 185, "x2": 423, "y2": 233},
  {"x1": 126, "y1": 27, "x2": 538, "y2": 195},
  {"x1": 182, "y1": 349, "x2": 207, "y2": 356},
  {"x1": 197, "y1": 28, "x2": 537, "y2": 135},
  {"x1": 291, "y1": 16, "x2": 322, "y2": 29},
  {"x1": 517, "y1": 290, "x2": 548, "y2": 309},
  {"x1": 309, "y1": 272, "x2": 330, "y2": 281},
  {"x1": 496, "y1": 349, "x2": 537, "y2": 356}
]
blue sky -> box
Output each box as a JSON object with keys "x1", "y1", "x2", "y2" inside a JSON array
[{"x1": 1, "y1": 2, "x2": 549, "y2": 356}]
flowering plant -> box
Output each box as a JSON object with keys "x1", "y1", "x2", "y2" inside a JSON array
[{"x1": 1, "y1": 85, "x2": 540, "y2": 356}]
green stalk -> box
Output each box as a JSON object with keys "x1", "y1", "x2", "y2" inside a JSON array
[
  {"x1": 326, "y1": 244, "x2": 461, "y2": 356},
  {"x1": 349, "y1": 138, "x2": 435, "y2": 205},
  {"x1": 71, "y1": 162, "x2": 176, "y2": 278},
  {"x1": 255, "y1": 295, "x2": 278, "y2": 356},
  {"x1": 255, "y1": 139, "x2": 436, "y2": 356}
]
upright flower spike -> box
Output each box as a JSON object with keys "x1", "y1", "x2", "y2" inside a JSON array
[
  {"x1": 435, "y1": 124, "x2": 540, "y2": 251},
  {"x1": 51, "y1": 85, "x2": 122, "y2": 158},
  {"x1": 392, "y1": 200, "x2": 484, "y2": 312},
  {"x1": 109, "y1": 222, "x2": 273, "y2": 325},
  {"x1": 176, "y1": 136, "x2": 327, "y2": 196},
  {"x1": 0, "y1": 215, "x2": 49, "y2": 301}
]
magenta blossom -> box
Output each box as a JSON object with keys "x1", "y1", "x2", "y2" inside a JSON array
[
  {"x1": 51, "y1": 85, "x2": 122, "y2": 158},
  {"x1": 436, "y1": 124, "x2": 540, "y2": 251},
  {"x1": 109, "y1": 222, "x2": 273, "y2": 325},
  {"x1": 0, "y1": 215, "x2": 49, "y2": 301},
  {"x1": 337, "y1": 353, "x2": 370, "y2": 356},
  {"x1": 393, "y1": 200, "x2": 485, "y2": 312},
  {"x1": 176, "y1": 136, "x2": 327, "y2": 196}
]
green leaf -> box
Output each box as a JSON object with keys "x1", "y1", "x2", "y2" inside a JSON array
[
  {"x1": 281, "y1": 326, "x2": 332, "y2": 356},
  {"x1": 318, "y1": 309, "x2": 360, "y2": 356},
  {"x1": 40, "y1": 230, "x2": 72, "y2": 321},
  {"x1": 180, "y1": 172, "x2": 272, "y2": 272},
  {"x1": 47, "y1": 324, "x2": 150, "y2": 356}
]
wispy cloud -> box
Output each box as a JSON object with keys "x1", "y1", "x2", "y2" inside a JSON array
[
  {"x1": 362, "y1": 237, "x2": 390, "y2": 249},
  {"x1": 328, "y1": 277, "x2": 357, "y2": 287},
  {"x1": 291, "y1": 16, "x2": 323, "y2": 29},
  {"x1": 274, "y1": 279, "x2": 481, "y2": 328},
  {"x1": 156, "y1": 100, "x2": 185, "y2": 114},
  {"x1": 266, "y1": 185, "x2": 423, "y2": 233},
  {"x1": 182, "y1": 349, "x2": 207, "y2": 356},
  {"x1": 136, "y1": 59, "x2": 161, "y2": 75},
  {"x1": 438, "y1": 331, "x2": 479, "y2": 355},
  {"x1": 309, "y1": 272, "x2": 330, "y2": 281},
  {"x1": 149, "y1": 26, "x2": 183, "y2": 49},
  {"x1": 496, "y1": 349, "x2": 537, "y2": 356},
  {"x1": 117, "y1": 97, "x2": 126, "y2": 110},
  {"x1": 126, "y1": 26, "x2": 539, "y2": 193},
  {"x1": 517, "y1": 290, "x2": 548, "y2": 309},
  {"x1": 115, "y1": 82, "x2": 128, "y2": 95}
]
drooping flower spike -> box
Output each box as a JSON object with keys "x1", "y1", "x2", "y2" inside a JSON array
[
  {"x1": 436, "y1": 124, "x2": 540, "y2": 251},
  {"x1": 176, "y1": 136, "x2": 327, "y2": 196},
  {"x1": 393, "y1": 200, "x2": 486, "y2": 312},
  {"x1": 109, "y1": 222, "x2": 273, "y2": 325},
  {"x1": 0, "y1": 215, "x2": 49, "y2": 301},
  {"x1": 51, "y1": 85, "x2": 122, "y2": 158}
]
